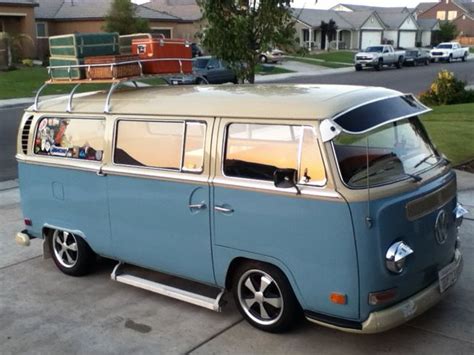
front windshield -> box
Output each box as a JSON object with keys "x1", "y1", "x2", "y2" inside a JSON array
[
  {"x1": 333, "y1": 117, "x2": 440, "y2": 188},
  {"x1": 437, "y1": 44, "x2": 452, "y2": 49},
  {"x1": 365, "y1": 46, "x2": 384, "y2": 52},
  {"x1": 193, "y1": 58, "x2": 209, "y2": 69}
]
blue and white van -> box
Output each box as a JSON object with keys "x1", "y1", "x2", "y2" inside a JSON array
[{"x1": 16, "y1": 84, "x2": 466, "y2": 333}]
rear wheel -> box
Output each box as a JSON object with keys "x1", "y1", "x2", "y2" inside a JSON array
[
  {"x1": 375, "y1": 60, "x2": 382, "y2": 71},
  {"x1": 232, "y1": 261, "x2": 300, "y2": 333},
  {"x1": 395, "y1": 57, "x2": 403, "y2": 69},
  {"x1": 49, "y1": 229, "x2": 95, "y2": 276}
]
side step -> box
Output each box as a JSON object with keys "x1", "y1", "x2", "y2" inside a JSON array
[{"x1": 111, "y1": 262, "x2": 225, "y2": 312}]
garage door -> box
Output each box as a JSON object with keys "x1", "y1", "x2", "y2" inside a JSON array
[
  {"x1": 399, "y1": 31, "x2": 417, "y2": 48},
  {"x1": 361, "y1": 31, "x2": 382, "y2": 50}
]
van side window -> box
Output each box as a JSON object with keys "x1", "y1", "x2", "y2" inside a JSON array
[
  {"x1": 114, "y1": 120, "x2": 206, "y2": 173},
  {"x1": 34, "y1": 117, "x2": 105, "y2": 161},
  {"x1": 224, "y1": 123, "x2": 325, "y2": 184}
]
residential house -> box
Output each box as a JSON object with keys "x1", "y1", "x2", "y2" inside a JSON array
[
  {"x1": 418, "y1": 0, "x2": 474, "y2": 37},
  {"x1": 0, "y1": 0, "x2": 38, "y2": 59},
  {"x1": 294, "y1": 4, "x2": 439, "y2": 50}
]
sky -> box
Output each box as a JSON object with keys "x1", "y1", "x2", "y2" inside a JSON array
[{"x1": 132, "y1": 0, "x2": 432, "y2": 8}]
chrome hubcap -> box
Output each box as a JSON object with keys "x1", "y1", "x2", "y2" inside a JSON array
[
  {"x1": 52, "y1": 230, "x2": 78, "y2": 268},
  {"x1": 237, "y1": 270, "x2": 283, "y2": 325}
]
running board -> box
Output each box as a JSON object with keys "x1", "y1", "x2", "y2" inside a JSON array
[{"x1": 111, "y1": 262, "x2": 225, "y2": 312}]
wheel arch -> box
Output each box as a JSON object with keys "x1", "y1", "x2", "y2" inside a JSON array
[
  {"x1": 222, "y1": 255, "x2": 307, "y2": 309},
  {"x1": 41, "y1": 224, "x2": 94, "y2": 252}
]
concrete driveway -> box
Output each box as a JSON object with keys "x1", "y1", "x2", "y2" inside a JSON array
[{"x1": 1, "y1": 172, "x2": 473, "y2": 354}]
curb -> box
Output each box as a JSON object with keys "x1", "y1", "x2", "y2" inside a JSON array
[{"x1": 0, "y1": 179, "x2": 19, "y2": 191}]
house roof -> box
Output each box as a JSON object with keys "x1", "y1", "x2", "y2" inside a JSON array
[
  {"x1": 338, "y1": 10, "x2": 384, "y2": 29},
  {"x1": 413, "y1": 2, "x2": 438, "y2": 14},
  {"x1": 142, "y1": 0, "x2": 201, "y2": 21},
  {"x1": 377, "y1": 12, "x2": 417, "y2": 30},
  {"x1": 335, "y1": 4, "x2": 409, "y2": 13},
  {"x1": 417, "y1": 18, "x2": 439, "y2": 30},
  {"x1": 35, "y1": 0, "x2": 179, "y2": 21},
  {"x1": 292, "y1": 8, "x2": 355, "y2": 30},
  {"x1": 0, "y1": 0, "x2": 38, "y2": 6},
  {"x1": 456, "y1": 0, "x2": 474, "y2": 13}
]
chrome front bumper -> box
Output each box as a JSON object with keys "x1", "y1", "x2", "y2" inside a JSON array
[{"x1": 307, "y1": 248, "x2": 463, "y2": 334}]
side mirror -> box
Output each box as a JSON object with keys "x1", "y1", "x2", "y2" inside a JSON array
[
  {"x1": 273, "y1": 168, "x2": 301, "y2": 194},
  {"x1": 207, "y1": 65, "x2": 215, "y2": 70}
]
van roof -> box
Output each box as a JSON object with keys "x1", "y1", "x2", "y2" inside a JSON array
[{"x1": 31, "y1": 84, "x2": 402, "y2": 120}]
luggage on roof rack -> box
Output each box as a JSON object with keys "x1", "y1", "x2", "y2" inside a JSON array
[
  {"x1": 85, "y1": 54, "x2": 141, "y2": 80},
  {"x1": 49, "y1": 32, "x2": 120, "y2": 58},
  {"x1": 119, "y1": 33, "x2": 165, "y2": 55}
]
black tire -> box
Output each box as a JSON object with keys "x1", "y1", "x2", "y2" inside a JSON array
[
  {"x1": 375, "y1": 60, "x2": 382, "y2": 71},
  {"x1": 462, "y1": 53, "x2": 467, "y2": 62},
  {"x1": 232, "y1": 261, "x2": 301, "y2": 333},
  {"x1": 49, "y1": 229, "x2": 95, "y2": 276},
  {"x1": 448, "y1": 55, "x2": 453, "y2": 63},
  {"x1": 395, "y1": 57, "x2": 403, "y2": 69},
  {"x1": 196, "y1": 77, "x2": 208, "y2": 85},
  {"x1": 259, "y1": 55, "x2": 267, "y2": 64},
  {"x1": 425, "y1": 59, "x2": 430, "y2": 66},
  {"x1": 355, "y1": 64, "x2": 362, "y2": 71}
]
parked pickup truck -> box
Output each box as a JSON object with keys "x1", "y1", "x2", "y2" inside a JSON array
[
  {"x1": 430, "y1": 42, "x2": 469, "y2": 63},
  {"x1": 355, "y1": 45, "x2": 405, "y2": 71}
]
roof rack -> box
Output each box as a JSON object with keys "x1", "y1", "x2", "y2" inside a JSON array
[{"x1": 34, "y1": 58, "x2": 198, "y2": 113}]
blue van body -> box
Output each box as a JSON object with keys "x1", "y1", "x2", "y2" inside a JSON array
[{"x1": 16, "y1": 85, "x2": 464, "y2": 333}]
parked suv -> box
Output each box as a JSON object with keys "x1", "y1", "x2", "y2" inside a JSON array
[{"x1": 168, "y1": 56, "x2": 238, "y2": 85}]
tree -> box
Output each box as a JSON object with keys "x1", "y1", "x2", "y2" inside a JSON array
[
  {"x1": 103, "y1": 0, "x2": 150, "y2": 35},
  {"x1": 320, "y1": 19, "x2": 337, "y2": 51},
  {"x1": 437, "y1": 21, "x2": 459, "y2": 43},
  {"x1": 198, "y1": 0, "x2": 295, "y2": 83}
]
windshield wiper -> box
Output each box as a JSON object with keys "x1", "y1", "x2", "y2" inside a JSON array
[
  {"x1": 414, "y1": 154, "x2": 436, "y2": 168},
  {"x1": 404, "y1": 173, "x2": 422, "y2": 182}
]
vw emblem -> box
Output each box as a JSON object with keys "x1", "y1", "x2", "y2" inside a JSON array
[{"x1": 435, "y1": 209, "x2": 449, "y2": 245}]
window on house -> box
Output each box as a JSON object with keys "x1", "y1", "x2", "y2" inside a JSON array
[
  {"x1": 36, "y1": 22, "x2": 48, "y2": 38},
  {"x1": 436, "y1": 11, "x2": 446, "y2": 20},
  {"x1": 223, "y1": 123, "x2": 325, "y2": 185},
  {"x1": 114, "y1": 120, "x2": 206, "y2": 172},
  {"x1": 447, "y1": 11, "x2": 458, "y2": 20},
  {"x1": 34, "y1": 117, "x2": 105, "y2": 161},
  {"x1": 302, "y1": 28, "x2": 309, "y2": 42}
]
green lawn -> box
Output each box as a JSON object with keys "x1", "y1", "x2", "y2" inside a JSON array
[
  {"x1": 422, "y1": 103, "x2": 474, "y2": 165},
  {"x1": 255, "y1": 64, "x2": 294, "y2": 75},
  {"x1": 0, "y1": 66, "x2": 166, "y2": 99},
  {"x1": 469, "y1": 47, "x2": 474, "y2": 54},
  {"x1": 305, "y1": 51, "x2": 355, "y2": 64}
]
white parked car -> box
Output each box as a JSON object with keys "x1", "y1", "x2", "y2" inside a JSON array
[
  {"x1": 430, "y1": 42, "x2": 469, "y2": 63},
  {"x1": 354, "y1": 45, "x2": 405, "y2": 71},
  {"x1": 259, "y1": 48, "x2": 285, "y2": 63}
]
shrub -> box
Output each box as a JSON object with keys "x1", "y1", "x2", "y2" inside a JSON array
[
  {"x1": 419, "y1": 70, "x2": 474, "y2": 106},
  {"x1": 22, "y1": 58, "x2": 33, "y2": 67}
]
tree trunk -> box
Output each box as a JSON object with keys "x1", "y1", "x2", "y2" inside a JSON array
[{"x1": 248, "y1": 61, "x2": 256, "y2": 84}]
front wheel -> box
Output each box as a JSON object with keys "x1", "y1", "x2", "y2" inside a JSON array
[
  {"x1": 259, "y1": 55, "x2": 267, "y2": 64},
  {"x1": 355, "y1": 64, "x2": 362, "y2": 71},
  {"x1": 395, "y1": 57, "x2": 403, "y2": 69},
  {"x1": 448, "y1": 55, "x2": 453, "y2": 63},
  {"x1": 374, "y1": 60, "x2": 382, "y2": 71},
  {"x1": 232, "y1": 261, "x2": 301, "y2": 333},
  {"x1": 49, "y1": 229, "x2": 96, "y2": 276}
]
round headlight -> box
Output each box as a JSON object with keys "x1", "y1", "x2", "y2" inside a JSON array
[{"x1": 386, "y1": 241, "x2": 414, "y2": 274}]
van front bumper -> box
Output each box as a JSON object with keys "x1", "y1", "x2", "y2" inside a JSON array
[{"x1": 306, "y1": 248, "x2": 463, "y2": 334}]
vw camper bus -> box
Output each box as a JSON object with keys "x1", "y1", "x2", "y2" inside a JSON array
[{"x1": 15, "y1": 84, "x2": 466, "y2": 333}]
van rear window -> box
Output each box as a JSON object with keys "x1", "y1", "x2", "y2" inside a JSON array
[{"x1": 34, "y1": 117, "x2": 105, "y2": 161}]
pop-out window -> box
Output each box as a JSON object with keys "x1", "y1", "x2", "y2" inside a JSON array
[
  {"x1": 114, "y1": 120, "x2": 206, "y2": 172},
  {"x1": 34, "y1": 117, "x2": 105, "y2": 161},
  {"x1": 223, "y1": 123, "x2": 325, "y2": 185}
]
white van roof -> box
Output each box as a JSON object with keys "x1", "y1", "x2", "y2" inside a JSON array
[{"x1": 30, "y1": 84, "x2": 402, "y2": 120}]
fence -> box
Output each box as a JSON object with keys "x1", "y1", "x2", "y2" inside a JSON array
[{"x1": 457, "y1": 36, "x2": 474, "y2": 46}]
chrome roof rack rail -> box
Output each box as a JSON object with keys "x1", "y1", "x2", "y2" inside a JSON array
[{"x1": 34, "y1": 58, "x2": 193, "y2": 113}]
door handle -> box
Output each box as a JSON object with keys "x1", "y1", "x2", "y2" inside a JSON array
[
  {"x1": 96, "y1": 166, "x2": 107, "y2": 177},
  {"x1": 214, "y1": 205, "x2": 234, "y2": 213},
  {"x1": 189, "y1": 202, "x2": 207, "y2": 210}
]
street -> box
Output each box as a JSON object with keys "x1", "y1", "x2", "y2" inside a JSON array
[{"x1": 269, "y1": 59, "x2": 474, "y2": 94}]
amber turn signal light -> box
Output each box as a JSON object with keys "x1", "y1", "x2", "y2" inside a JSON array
[{"x1": 330, "y1": 292, "x2": 347, "y2": 305}]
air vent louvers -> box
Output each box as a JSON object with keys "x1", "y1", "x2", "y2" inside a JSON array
[{"x1": 21, "y1": 116, "x2": 33, "y2": 154}]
